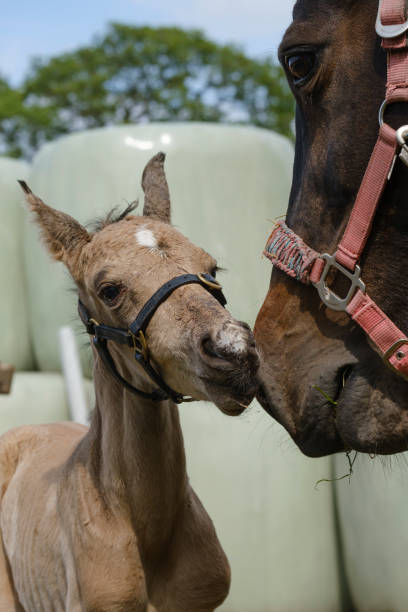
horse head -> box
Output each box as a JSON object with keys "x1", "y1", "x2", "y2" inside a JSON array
[{"x1": 255, "y1": 0, "x2": 408, "y2": 456}]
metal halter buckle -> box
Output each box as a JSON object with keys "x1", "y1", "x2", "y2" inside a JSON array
[
  {"x1": 131, "y1": 329, "x2": 149, "y2": 361},
  {"x1": 383, "y1": 340, "x2": 408, "y2": 381},
  {"x1": 376, "y1": 3, "x2": 408, "y2": 38},
  {"x1": 383, "y1": 338, "x2": 408, "y2": 362},
  {"x1": 313, "y1": 253, "x2": 366, "y2": 312}
]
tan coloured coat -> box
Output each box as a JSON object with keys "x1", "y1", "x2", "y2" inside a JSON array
[{"x1": 0, "y1": 154, "x2": 259, "y2": 611}]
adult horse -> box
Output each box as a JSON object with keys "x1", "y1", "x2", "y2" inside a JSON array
[{"x1": 255, "y1": 0, "x2": 408, "y2": 456}]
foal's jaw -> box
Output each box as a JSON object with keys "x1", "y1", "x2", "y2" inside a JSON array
[
  {"x1": 195, "y1": 321, "x2": 260, "y2": 415},
  {"x1": 97, "y1": 307, "x2": 260, "y2": 416}
]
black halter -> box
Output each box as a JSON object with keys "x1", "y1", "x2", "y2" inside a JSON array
[{"x1": 78, "y1": 273, "x2": 227, "y2": 404}]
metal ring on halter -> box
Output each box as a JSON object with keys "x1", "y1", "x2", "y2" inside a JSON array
[
  {"x1": 379, "y1": 99, "x2": 389, "y2": 126},
  {"x1": 377, "y1": 98, "x2": 404, "y2": 127},
  {"x1": 379, "y1": 99, "x2": 408, "y2": 133},
  {"x1": 197, "y1": 273, "x2": 222, "y2": 290}
]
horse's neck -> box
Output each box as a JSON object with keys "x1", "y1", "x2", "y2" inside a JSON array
[{"x1": 86, "y1": 356, "x2": 187, "y2": 556}]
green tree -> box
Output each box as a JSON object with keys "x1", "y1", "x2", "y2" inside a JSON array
[
  {"x1": 0, "y1": 77, "x2": 55, "y2": 158},
  {"x1": 1, "y1": 24, "x2": 294, "y2": 159}
]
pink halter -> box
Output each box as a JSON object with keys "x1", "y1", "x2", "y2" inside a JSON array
[{"x1": 264, "y1": 0, "x2": 408, "y2": 380}]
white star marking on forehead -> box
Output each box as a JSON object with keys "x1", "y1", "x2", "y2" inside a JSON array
[{"x1": 135, "y1": 227, "x2": 158, "y2": 249}]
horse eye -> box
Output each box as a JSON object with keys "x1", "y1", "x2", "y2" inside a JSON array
[
  {"x1": 286, "y1": 53, "x2": 316, "y2": 85},
  {"x1": 210, "y1": 267, "x2": 217, "y2": 279},
  {"x1": 99, "y1": 284, "x2": 121, "y2": 305}
]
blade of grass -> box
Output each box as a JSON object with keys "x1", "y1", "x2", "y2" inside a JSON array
[
  {"x1": 315, "y1": 451, "x2": 358, "y2": 490},
  {"x1": 313, "y1": 385, "x2": 338, "y2": 406}
]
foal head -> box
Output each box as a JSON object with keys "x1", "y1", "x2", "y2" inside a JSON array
[{"x1": 23, "y1": 153, "x2": 259, "y2": 415}]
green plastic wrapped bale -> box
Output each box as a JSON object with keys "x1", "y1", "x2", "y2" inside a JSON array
[
  {"x1": 0, "y1": 372, "x2": 69, "y2": 433},
  {"x1": 0, "y1": 158, "x2": 33, "y2": 371},
  {"x1": 0, "y1": 372, "x2": 94, "y2": 435},
  {"x1": 335, "y1": 452, "x2": 408, "y2": 612}
]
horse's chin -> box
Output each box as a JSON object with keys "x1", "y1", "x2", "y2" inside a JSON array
[
  {"x1": 257, "y1": 382, "x2": 345, "y2": 457},
  {"x1": 334, "y1": 365, "x2": 408, "y2": 455},
  {"x1": 258, "y1": 361, "x2": 408, "y2": 457}
]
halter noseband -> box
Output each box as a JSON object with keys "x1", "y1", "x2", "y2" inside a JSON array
[
  {"x1": 264, "y1": 0, "x2": 408, "y2": 381},
  {"x1": 79, "y1": 273, "x2": 227, "y2": 404}
]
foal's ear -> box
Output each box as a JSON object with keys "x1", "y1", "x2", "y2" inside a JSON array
[
  {"x1": 18, "y1": 181, "x2": 91, "y2": 275},
  {"x1": 142, "y1": 152, "x2": 171, "y2": 223}
]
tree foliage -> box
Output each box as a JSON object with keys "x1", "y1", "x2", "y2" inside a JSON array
[{"x1": 0, "y1": 24, "x2": 294, "y2": 159}]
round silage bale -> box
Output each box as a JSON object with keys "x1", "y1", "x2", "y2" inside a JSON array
[
  {"x1": 0, "y1": 372, "x2": 95, "y2": 434},
  {"x1": 0, "y1": 158, "x2": 33, "y2": 370},
  {"x1": 334, "y1": 453, "x2": 408, "y2": 612}
]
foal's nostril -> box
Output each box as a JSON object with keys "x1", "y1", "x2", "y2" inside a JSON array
[
  {"x1": 201, "y1": 335, "x2": 224, "y2": 360},
  {"x1": 200, "y1": 324, "x2": 258, "y2": 367}
]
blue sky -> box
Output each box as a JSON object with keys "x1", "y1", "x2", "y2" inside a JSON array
[{"x1": 1, "y1": 0, "x2": 295, "y2": 85}]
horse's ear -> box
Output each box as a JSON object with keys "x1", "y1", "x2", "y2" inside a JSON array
[
  {"x1": 18, "y1": 181, "x2": 91, "y2": 277},
  {"x1": 142, "y1": 152, "x2": 171, "y2": 223}
]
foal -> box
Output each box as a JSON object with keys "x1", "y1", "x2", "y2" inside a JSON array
[{"x1": 0, "y1": 153, "x2": 259, "y2": 611}]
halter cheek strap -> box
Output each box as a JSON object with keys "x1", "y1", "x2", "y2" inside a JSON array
[
  {"x1": 78, "y1": 273, "x2": 227, "y2": 404},
  {"x1": 264, "y1": 0, "x2": 408, "y2": 381}
]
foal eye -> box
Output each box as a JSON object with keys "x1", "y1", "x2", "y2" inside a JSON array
[
  {"x1": 285, "y1": 52, "x2": 316, "y2": 86},
  {"x1": 99, "y1": 284, "x2": 122, "y2": 305}
]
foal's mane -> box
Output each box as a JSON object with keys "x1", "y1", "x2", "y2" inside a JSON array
[{"x1": 88, "y1": 200, "x2": 139, "y2": 233}]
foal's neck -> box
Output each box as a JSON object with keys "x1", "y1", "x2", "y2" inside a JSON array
[{"x1": 87, "y1": 354, "x2": 187, "y2": 556}]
